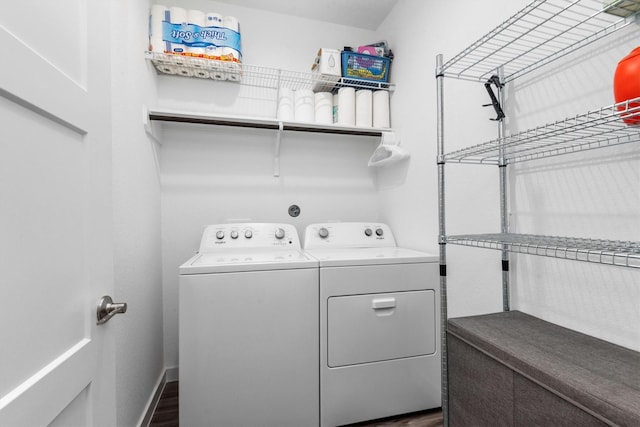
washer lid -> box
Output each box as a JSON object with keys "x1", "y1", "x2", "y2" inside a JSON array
[
  {"x1": 304, "y1": 247, "x2": 438, "y2": 267},
  {"x1": 179, "y1": 249, "x2": 317, "y2": 274}
]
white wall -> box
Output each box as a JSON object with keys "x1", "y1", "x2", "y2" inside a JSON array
[
  {"x1": 376, "y1": 0, "x2": 530, "y2": 318},
  {"x1": 111, "y1": 1, "x2": 165, "y2": 426},
  {"x1": 505, "y1": 24, "x2": 640, "y2": 351},
  {"x1": 378, "y1": 0, "x2": 639, "y2": 350},
  {"x1": 156, "y1": 1, "x2": 383, "y2": 371}
]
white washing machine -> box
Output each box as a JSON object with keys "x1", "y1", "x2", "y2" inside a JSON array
[
  {"x1": 179, "y1": 223, "x2": 319, "y2": 427},
  {"x1": 303, "y1": 222, "x2": 440, "y2": 427}
]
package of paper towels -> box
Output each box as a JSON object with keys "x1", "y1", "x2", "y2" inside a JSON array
[
  {"x1": 148, "y1": 6, "x2": 243, "y2": 66},
  {"x1": 368, "y1": 131, "x2": 410, "y2": 167}
]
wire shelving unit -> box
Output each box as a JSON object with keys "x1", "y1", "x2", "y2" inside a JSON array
[{"x1": 435, "y1": 1, "x2": 640, "y2": 426}]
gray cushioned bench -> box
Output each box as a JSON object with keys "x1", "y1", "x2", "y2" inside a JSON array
[{"x1": 447, "y1": 311, "x2": 640, "y2": 426}]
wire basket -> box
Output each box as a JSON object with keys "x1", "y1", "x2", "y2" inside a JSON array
[{"x1": 341, "y1": 51, "x2": 391, "y2": 83}]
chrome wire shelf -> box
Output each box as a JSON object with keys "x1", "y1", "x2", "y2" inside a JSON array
[
  {"x1": 145, "y1": 51, "x2": 394, "y2": 92},
  {"x1": 447, "y1": 233, "x2": 640, "y2": 268},
  {"x1": 442, "y1": 97, "x2": 640, "y2": 164},
  {"x1": 439, "y1": 0, "x2": 640, "y2": 83}
]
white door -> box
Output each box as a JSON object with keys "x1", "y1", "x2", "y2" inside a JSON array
[{"x1": 0, "y1": 1, "x2": 117, "y2": 426}]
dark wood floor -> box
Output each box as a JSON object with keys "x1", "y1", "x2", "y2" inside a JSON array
[
  {"x1": 149, "y1": 381, "x2": 178, "y2": 427},
  {"x1": 149, "y1": 381, "x2": 443, "y2": 427}
]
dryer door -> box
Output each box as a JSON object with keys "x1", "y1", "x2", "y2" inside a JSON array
[{"x1": 327, "y1": 290, "x2": 436, "y2": 367}]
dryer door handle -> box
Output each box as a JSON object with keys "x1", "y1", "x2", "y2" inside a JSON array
[{"x1": 372, "y1": 297, "x2": 396, "y2": 310}]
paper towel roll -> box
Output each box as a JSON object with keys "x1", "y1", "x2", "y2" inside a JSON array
[
  {"x1": 206, "y1": 12, "x2": 223, "y2": 27},
  {"x1": 206, "y1": 46, "x2": 222, "y2": 61},
  {"x1": 333, "y1": 94, "x2": 339, "y2": 123},
  {"x1": 221, "y1": 47, "x2": 239, "y2": 69},
  {"x1": 157, "y1": 64, "x2": 177, "y2": 75},
  {"x1": 373, "y1": 90, "x2": 391, "y2": 128},
  {"x1": 314, "y1": 92, "x2": 333, "y2": 124},
  {"x1": 295, "y1": 89, "x2": 315, "y2": 123},
  {"x1": 193, "y1": 69, "x2": 210, "y2": 79},
  {"x1": 169, "y1": 7, "x2": 187, "y2": 55},
  {"x1": 356, "y1": 90, "x2": 373, "y2": 127},
  {"x1": 223, "y1": 15, "x2": 240, "y2": 32},
  {"x1": 176, "y1": 67, "x2": 194, "y2": 77},
  {"x1": 226, "y1": 71, "x2": 241, "y2": 82},
  {"x1": 204, "y1": 13, "x2": 223, "y2": 62},
  {"x1": 223, "y1": 16, "x2": 241, "y2": 64},
  {"x1": 277, "y1": 88, "x2": 295, "y2": 121},
  {"x1": 187, "y1": 9, "x2": 206, "y2": 57},
  {"x1": 211, "y1": 70, "x2": 226, "y2": 80},
  {"x1": 149, "y1": 5, "x2": 168, "y2": 53},
  {"x1": 337, "y1": 87, "x2": 356, "y2": 126}
]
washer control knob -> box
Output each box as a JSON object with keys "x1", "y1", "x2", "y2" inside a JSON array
[
  {"x1": 364, "y1": 228, "x2": 373, "y2": 236},
  {"x1": 216, "y1": 230, "x2": 225, "y2": 240},
  {"x1": 275, "y1": 228, "x2": 285, "y2": 239},
  {"x1": 244, "y1": 229, "x2": 253, "y2": 239},
  {"x1": 230, "y1": 230, "x2": 239, "y2": 239},
  {"x1": 318, "y1": 227, "x2": 329, "y2": 239},
  {"x1": 375, "y1": 228, "x2": 384, "y2": 237}
]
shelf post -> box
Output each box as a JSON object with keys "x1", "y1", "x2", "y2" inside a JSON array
[
  {"x1": 497, "y1": 67, "x2": 510, "y2": 312},
  {"x1": 435, "y1": 53, "x2": 449, "y2": 427}
]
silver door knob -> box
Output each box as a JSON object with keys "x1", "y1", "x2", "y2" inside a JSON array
[{"x1": 96, "y1": 295, "x2": 128, "y2": 325}]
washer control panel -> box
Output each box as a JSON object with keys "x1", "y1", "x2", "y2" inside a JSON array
[
  {"x1": 303, "y1": 222, "x2": 396, "y2": 249},
  {"x1": 199, "y1": 223, "x2": 300, "y2": 252}
]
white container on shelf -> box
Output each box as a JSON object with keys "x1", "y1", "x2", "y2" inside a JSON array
[
  {"x1": 356, "y1": 90, "x2": 373, "y2": 127},
  {"x1": 295, "y1": 89, "x2": 315, "y2": 123},
  {"x1": 315, "y1": 92, "x2": 333, "y2": 124}
]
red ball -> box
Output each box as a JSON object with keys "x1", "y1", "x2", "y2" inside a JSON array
[{"x1": 613, "y1": 46, "x2": 640, "y2": 126}]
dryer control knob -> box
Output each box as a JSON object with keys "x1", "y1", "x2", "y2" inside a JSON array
[
  {"x1": 230, "y1": 230, "x2": 239, "y2": 239},
  {"x1": 375, "y1": 228, "x2": 384, "y2": 237},
  {"x1": 244, "y1": 230, "x2": 253, "y2": 239},
  {"x1": 216, "y1": 230, "x2": 225, "y2": 240},
  {"x1": 275, "y1": 228, "x2": 285, "y2": 239},
  {"x1": 364, "y1": 228, "x2": 373, "y2": 236},
  {"x1": 319, "y1": 227, "x2": 329, "y2": 239}
]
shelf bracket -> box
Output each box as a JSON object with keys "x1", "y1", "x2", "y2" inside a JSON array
[
  {"x1": 142, "y1": 105, "x2": 161, "y2": 144},
  {"x1": 273, "y1": 121, "x2": 283, "y2": 177},
  {"x1": 482, "y1": 75, "x2": 505, "y2": 121}
]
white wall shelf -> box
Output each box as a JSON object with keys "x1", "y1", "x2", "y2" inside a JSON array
[
  {"x1": 146, "y1": 107, "x2": 386, "y2": 137},
  {"x1": 144, "y1": 107, "x2": 386, "y2": 177},
  {"x1": 145, "y1": 51, "x2": 395, "y2": 92},
  {"x1": 145, "y1": 51, "x2": 395, "y2": 177}
]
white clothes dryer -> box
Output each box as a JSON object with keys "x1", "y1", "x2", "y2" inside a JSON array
[
  {"x1": 303, "y1": 222, "x2": 440, "y2": 427},
  {"x1": 179, "y1": 223, "x2": 319, "y2": 427}
]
